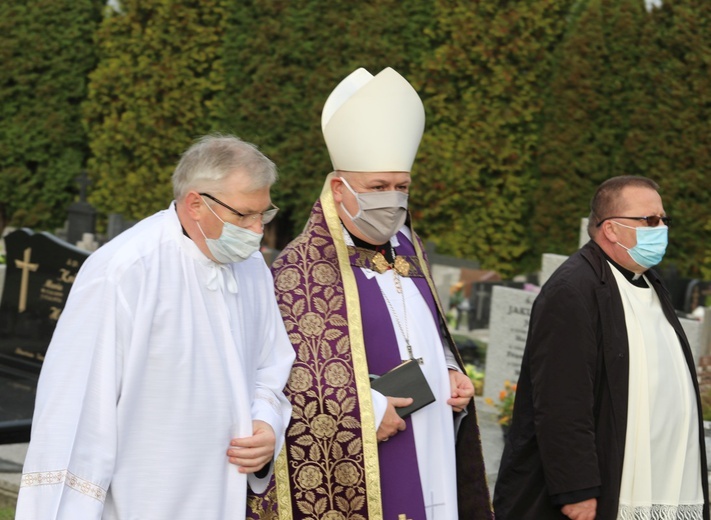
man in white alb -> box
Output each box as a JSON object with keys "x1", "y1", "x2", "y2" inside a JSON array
[
  {"x1": 15, "y1": 135, "x2": 295, "y2": 519},
  {"x1": 494, "y1": 175, "x2": 709, "y2": 520}
]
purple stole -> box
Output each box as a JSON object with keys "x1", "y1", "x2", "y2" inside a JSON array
[{"x1": 353, "y1": 231, "x2": 440, "y2": 520}]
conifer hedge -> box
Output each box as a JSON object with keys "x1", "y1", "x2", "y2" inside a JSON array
[
  {"x1": 533, "y1": 0, "x2": 711, "y2": 278},
  {"x1": 1, "y1": 0, "x2": 708, "y2": 279},
  {"x1": 83, "y1": 0, "x2": 227, "y2": 223},
  {"x1": 413, "y1": 0, "x2": 574, "y2": 276},
  {"x1": 621, "y1": 0, "x2": 711, "y2": 278},
  {"x1": 218, "y1": 0, "x2": 436, "y2": 247},
  {"x1": 0, "y1": 0, "x2": 103, "y2": 229},
  {"x1": 533, "y1": 0, "x2": 647, "y2": 256}
]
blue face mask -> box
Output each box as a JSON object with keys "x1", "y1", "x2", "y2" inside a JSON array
[{"x1": 613, "y1": 221, "x2": 668, "y2": 269}]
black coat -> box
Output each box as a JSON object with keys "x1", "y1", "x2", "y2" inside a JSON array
[{"x1": 493, "y1": 241, "x2": 709, "y2": 520}]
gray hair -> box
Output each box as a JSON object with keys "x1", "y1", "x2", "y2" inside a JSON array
[
  {"x1": 588, "y1": 175, "x2": 659, "y2": 238},
  {"x1": 172, "y1": 134, "x2": 278, "y2": 200}
]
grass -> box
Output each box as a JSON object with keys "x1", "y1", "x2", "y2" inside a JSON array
[{"x1": 0, "y1": 507, "x2": 14, "y2": 519}]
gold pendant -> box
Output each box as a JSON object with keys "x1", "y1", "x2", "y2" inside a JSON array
[
  {"x1": 393, "y1": 256, "x2": 410, "y2": 277},
  {"x1": 372, "y1": 252, "x2": 390, "y2": 274}
]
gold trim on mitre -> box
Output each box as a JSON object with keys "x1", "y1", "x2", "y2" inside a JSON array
[
  {"x1": 319, "y1": 173, "x2": 383, "y2": 520},
  {"x1": 321, "y1": 67, "x2": 425, "y2": 173}
]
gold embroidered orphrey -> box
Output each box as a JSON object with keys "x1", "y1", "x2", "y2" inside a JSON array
[{"x1": 268, "y1": 184, "x2": 382, "y2": 520}]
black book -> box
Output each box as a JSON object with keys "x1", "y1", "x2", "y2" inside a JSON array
[{"x1": 370, "y1": 359, "x2": 436, "y2": 418}]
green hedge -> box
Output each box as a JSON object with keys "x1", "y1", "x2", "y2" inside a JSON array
[
  {"x1": 0, "y1": 0, "x2": 103, "y2": 230},
  {"x1": 413, "y1": 0, "x2": 574, "y2": 276},
  {"x1": 2, "y1": 0, "x2": 708, "y2": 279},
  {"x1": 218, "y1": 0, "x2": 436, "y2": 247},
  {"x1": 83, "y1": 0, "x2": 228, "y2": 224}
]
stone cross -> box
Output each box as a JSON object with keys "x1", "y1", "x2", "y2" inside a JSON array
[{"x1": 75, "y1": 171, "x2": 91, "y2": 202}]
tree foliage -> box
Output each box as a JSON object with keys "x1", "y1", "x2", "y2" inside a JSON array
[
  {"x1": 532, "y1": 0, "x2": 647, "y2": 257},
  {"x1": 621, "y1": 0, "x2": 711, "y2": 277},
  {"x1": 0, "y1": 0, "x2": 103, "y2": 229},
  {"x1": 533, "y1": 0, "x2": 710, "y2": 278},
  {"x1": 218, "y1": 0, "x2": 435, "y2": 247},
  {"x1": 2, "y1": 0, "x2": 708, "y2": 280},
  {"x1": 413, "y1": 0, "x2": 574, "y2": 276},
  {"x1": 83, "y1": 0, "x2": 227, "y2": 223}
]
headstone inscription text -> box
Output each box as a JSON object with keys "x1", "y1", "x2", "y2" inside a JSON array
[
  {"x1": 0, "y1": 228, "x2": 89, "y2": 371},
  {"x1": 483, "y1": 286, "x2": 536, "y2": 402}
]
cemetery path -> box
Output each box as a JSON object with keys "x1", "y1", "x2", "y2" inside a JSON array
[{"x1": 0, "y1": 442, "x2": 25, "y2": 508}]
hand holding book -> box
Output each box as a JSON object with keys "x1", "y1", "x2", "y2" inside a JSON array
[{"x1": 370, "y1": 359, "x2": 436, "y2": 418}]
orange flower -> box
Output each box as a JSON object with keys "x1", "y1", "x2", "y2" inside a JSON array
[{"x1": 487, "y1": 382, "x2": 517, "y2": 427}]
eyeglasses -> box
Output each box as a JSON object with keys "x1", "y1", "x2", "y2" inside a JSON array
[
  {"x1": 596, "y1": 215, "x2": 672, "y2": 228},
  {"x1": 199, "y1": 193, "x2": 279, "y2": 226}
]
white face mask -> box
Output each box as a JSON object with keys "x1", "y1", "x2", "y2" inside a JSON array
[
  {"x1": 339, "y1": 177, "x2": 408, "y2": 245},
  {"x1": 198, "y1": 198, "x2": 263, "y2": 264}
]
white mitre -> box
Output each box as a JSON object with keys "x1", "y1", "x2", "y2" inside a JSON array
[{"x1": 321, "y1": 67, "x2": 425, "y2": 173}]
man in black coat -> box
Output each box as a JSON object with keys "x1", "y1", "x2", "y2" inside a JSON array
[{"x1": 494, "y1": 176, "x2": 709, "y2": 520}]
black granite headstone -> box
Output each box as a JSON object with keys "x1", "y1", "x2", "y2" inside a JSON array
[{"x1": 0, "y1": 228, "x2": 89, "y2": 443}]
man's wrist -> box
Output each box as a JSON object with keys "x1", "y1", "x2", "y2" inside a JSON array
[{"x1": 550, "y1": 486, "x2": 600, "y2": 506}]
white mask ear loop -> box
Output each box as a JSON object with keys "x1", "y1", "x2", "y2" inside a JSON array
[
  {"x1": 339, "y1": 177, "x2": 363, "y2": 219},
  {"x1": 202, "y1": 197, "x2": 227, "y2": 223}
]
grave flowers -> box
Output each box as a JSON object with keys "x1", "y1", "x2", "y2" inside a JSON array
[{"x1": 485, "y1": 380, "x2": 516, "y2": 438}]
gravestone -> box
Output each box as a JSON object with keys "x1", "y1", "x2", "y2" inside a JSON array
[
  {"x1": 483, "y1": 285, "x2": 536, "y2": 403},
  {"x1": 66, "y1": 171, "x2": 96, "y2": 246},
  {"x1": 108, "y1": 213, "x2": 136, "y2": 241},
  {"x1": 537, "y1": 218, "x2": 588, "y2": 288},
  {"x1": 579, "y1": 217, "x2": 590, "y2": 249},
  {"x1": 468, "y1": 280, "x2": 524, "y2": 330},
  {"x1": 680, "y1": 308, "x2": 711, "y2": 366},
  {"x1": 539, "y1": 254, "x2": 569, "y2": 287},
  {"x1": 0, "y1": 228, "x2": 89, "y2": 443},
  {"x1": 684, "y1": 280, "x2": 711, "y2": 314}
]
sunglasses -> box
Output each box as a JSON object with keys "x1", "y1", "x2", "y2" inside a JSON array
[{"x1": 596, "y1": 215, "x2": 672, "y2": 228}]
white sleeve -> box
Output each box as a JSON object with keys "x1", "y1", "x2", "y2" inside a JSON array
[
  {"x1": 248, "y1": 272, "x2": 295, "y2": 493},
  {"x1": 370, "y1": 389, "x2": 388, "y2": 429},
  {"x1": 15, "y1": 268, "x2": 130, "y2": 520}
]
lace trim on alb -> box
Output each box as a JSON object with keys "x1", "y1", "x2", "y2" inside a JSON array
[
  {"x1": 21, "y1": 470, "x2": 107, "y2": 503},
  {"x1": 618, "y1": 503, "x2": 704, "y2": 520}
]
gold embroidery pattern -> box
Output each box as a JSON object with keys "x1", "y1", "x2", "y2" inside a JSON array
[
  {"x1": 272, "y1": 193, "x2": 381, "y2": 520},
  {"x1": 21, "y1": 470, "x2": 107, "y2": 503},
  {"x1": 247, "y1": 484, "x2": 280, "y2": 520}
]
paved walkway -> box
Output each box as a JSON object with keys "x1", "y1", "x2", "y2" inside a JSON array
[{"x1": 0, "y1": 442, "x2": 25, "y2": 508}]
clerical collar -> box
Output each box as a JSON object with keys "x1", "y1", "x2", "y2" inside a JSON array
[
  {"x1": 175, "y1": 203, "x2": 191, "y2": 239},
  {"x1": 601, "y1": 249, "x2": 648, "y2": 288},
  {"x1": 344, "y1": 222, "x2": 395, "y2": 263}
]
